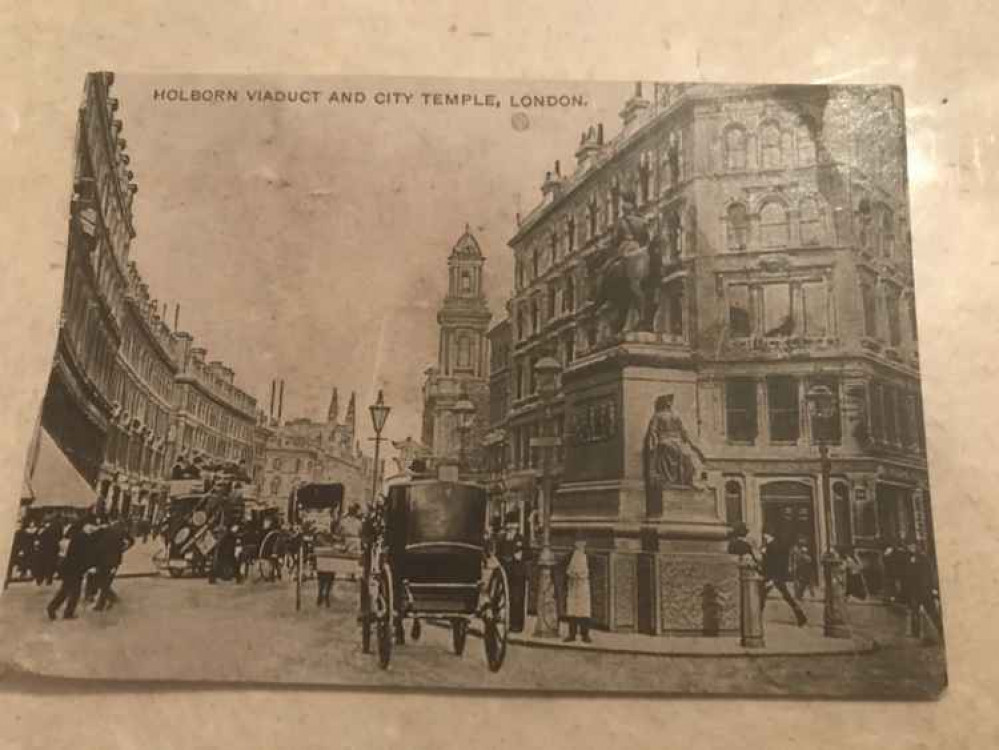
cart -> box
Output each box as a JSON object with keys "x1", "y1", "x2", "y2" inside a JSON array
[
  {"x1": 288, "y1": 483, "x2": 346, "y2": 609},
  {"x1": 361, "y1": 479, "x2": 509, "y2": 672},
  {"x1": 161, "y1": 479, "x2": 244, "y2": 578}
]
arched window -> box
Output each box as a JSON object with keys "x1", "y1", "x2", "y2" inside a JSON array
[
  {"x1": 760, "y1": 123, "x2": 781, "y2": 169},
  {"x1": 724, "y1": 126, "x2": 747, "y2": 171},
  {"x1": 725, "y1": 481, "x2": 744, "y2": 525},
  {"x1": 799, "y1": 197, "x2": 822, "y2": 245},
  {"x1": 726, "y1": 203, "x2": 750, "y2": 250},
  {"x1": 760, "y1": 201, "x2": 789, "y2": 247},
  {"x1": 272, "y1": 457, "x2": 283, "y2": 470},
  {"x1": 270, "y1": 476, "x2": 281, "y2": 495},
  {"x1": 460, "y1": 270, "x2": 471, "y2": 293},
  {"x1": 517, "y1": 306, "x2": 527, "y2": 341},
  {"x1": 457, "y1": 334, "x2": 472, "y2": 368},
  {"x1": 563, "y1": 275, "x2": 575, "y2": 313},
  {"x1": 797, "y1": 119, "x2": 817, "y2": 166}
]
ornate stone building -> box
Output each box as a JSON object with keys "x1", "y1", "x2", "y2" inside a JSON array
[
  {"x1": 421, "y1": 227, "x2": 493, "y2": 476},
  {"x1": 100, "y1": 262, "x2": 179, "y2": 519},
  {"x1": 27, "y1": 72, "x2": 258, "y2": 523},
  {"x1": 39, "y1": 72, "x2": 136, "y2": 492},
  {"x1": 498, "y1": 82, "x2": 927, "y2": 634},
  {"x1": 170, "y1": 332, "x2": 258, "y2": 472},
  {"x1": 257, "y1": 388, "x2": 375, "y2": 516}
]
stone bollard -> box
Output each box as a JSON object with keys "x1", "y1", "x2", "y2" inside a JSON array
[{"x1": 738, "y1": 556, "x2": 765, "y2": 648}]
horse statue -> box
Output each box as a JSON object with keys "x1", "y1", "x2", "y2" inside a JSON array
[{"x1": 587, "y1": 192, "x2": 662, "y2": 336}]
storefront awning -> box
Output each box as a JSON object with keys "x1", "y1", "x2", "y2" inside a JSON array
[{"x1": 26, "y1": 429, "x2": 96, "y2": 509}]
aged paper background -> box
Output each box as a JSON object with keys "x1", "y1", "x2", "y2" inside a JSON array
[{"x1": 1, "y1": 1, "x2": 997, "y2": 747}]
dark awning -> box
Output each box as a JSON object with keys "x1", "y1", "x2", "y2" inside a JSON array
[{"x1": 26, "y1": 429, "x2": 96, "y2": 509}]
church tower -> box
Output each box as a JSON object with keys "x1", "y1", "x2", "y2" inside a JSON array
[{"x1": 421, "y1": 225, "x2": 492, "y2": 473}]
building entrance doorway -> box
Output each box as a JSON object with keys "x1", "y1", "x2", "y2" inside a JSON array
[{"x1": 760, "y1": 481, "x2": 818, "y2": 584}]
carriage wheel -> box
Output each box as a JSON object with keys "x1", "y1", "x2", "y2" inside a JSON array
[
  {"x1": 482, "y1": 566, "x2": 510, "y2": 672},
  {"x1": 411, "y1": 618, "x2": 422, "y2": 642},
  {"x1": 168, "y1": 567, "x2": 184, "y2": 579},
  {"x1": 374, "y1": 566, "x2": 393, "y2": 670},
  {"x1": 360, "y1": 579, "x2": 372, "y2": 654},
  {"x1": 451, "y1": 620, "x2": 467, "y2": 656}
]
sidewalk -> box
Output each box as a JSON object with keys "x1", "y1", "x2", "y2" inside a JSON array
[
  {"x1": 481, "y1": 610, "x2": 877, "y2": 658},
  {"x1": 117, "y1": 538, "x2": 164, "y2": 578}
]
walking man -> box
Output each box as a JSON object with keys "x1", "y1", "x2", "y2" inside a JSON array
[
  {"x1": 47, "y1": 518, "x2": 92, "y2": 620},
  {"x1": 761, "y1": 519, "x2": 808, "y2": 627},
  {"x1": 901, "y1": 539, "x2": 944, "y2": 641}
]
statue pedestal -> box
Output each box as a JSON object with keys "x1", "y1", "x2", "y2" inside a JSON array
[{"x1": 553, "y1": 342, "x2": 739, "y2": 636}]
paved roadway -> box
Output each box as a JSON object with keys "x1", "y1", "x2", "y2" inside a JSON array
[{"x1": 0, "y1": 575, "x2": 946, "y2": 698}]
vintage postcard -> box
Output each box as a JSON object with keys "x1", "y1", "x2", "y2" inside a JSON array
[{"x1": 1, "y1": 73, "x2": 946, "y2": 698}]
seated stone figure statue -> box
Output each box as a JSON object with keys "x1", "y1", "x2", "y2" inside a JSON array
[{"x1": 644, "y1": 394, "x2": 707, "y2": 493}]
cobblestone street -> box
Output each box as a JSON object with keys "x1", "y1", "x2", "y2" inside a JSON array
[{"x1": 0, "y1": 575, "x2": 945, "y2": 698}]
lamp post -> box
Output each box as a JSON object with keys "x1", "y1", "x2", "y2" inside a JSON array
[
  {"x1": 806, "y1": 383, "x2": 849, "y2": 639},
  {"x1": 368, "y1": 390, "x2": 391, "y2": 507},
  {"x1": 531, "y1": 356, "x2": 562, "y2": 638},
  {"x1": 453, "y1": 396, "x2": 476, "y2": 477}
]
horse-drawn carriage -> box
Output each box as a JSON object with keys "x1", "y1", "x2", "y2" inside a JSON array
[
  {"x1": 361, "y1": 479, "x2": 510, "y2": 672},
  {"x1": 291, "y1": 483, "x2": 358, "y2": 580}
]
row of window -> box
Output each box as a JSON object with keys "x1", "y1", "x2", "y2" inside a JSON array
[
  {"x1": 722, "y1": 118, "x2": 818, "y2": 173},
  {"x1": 724, "y1": 376, "x2": 841, "y2": 444},
  {"x1": 726, "y1": 279, "x2": 830, "y2": 340},
  {"x1": 725, "y1": 196, "x2": 825, "y2": 251},
  {"x1": 271, "y1": 456, "x2": 313, "y2": 473},
  {"x1": 860, "y1": 272, "x2": 916, "y2": 349}
]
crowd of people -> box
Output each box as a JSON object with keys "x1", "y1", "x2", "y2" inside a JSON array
[
  {"x1": 728, "y1": 520, "x2": 944, "y2": 639},
  {"x1": 7, "y1": 507, "x2": 135, "y2": 621}
]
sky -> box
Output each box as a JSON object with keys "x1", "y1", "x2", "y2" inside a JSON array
[{"x1": 114, "y1": 74, "x2": 632, "y2": 451}]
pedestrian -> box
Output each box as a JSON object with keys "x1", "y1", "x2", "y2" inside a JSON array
[
  {"x1": 760, "y1": 518, "x2": 808, "y2": 627},
  {"x1": 93, "y1": 519, "x2": 134, "y2": 611},
  {"x1": 34, "y1": 520, "x2": 62, "y2": 586},
  {"x1": 790, "y1": 538, "x2": 815, "y2": 601},
  {"x1": 841, "y1": 547, "x2": 868, "y2": 602},
  {"x1": 900, "y1": 539, "x2": 944, "y2": 641},
  {"x1": 563, "y1": 538, "x2": 592, "y2": 643},
  {"x1": 47, "y1": 517, "x2": 93, "y2": 620}
]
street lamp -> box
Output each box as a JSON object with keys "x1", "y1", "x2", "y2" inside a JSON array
[
  {"x1": 532, "y1": 355, "x2": 562, "y2": 638},
  {"x1": 453, "y1": 396, "x2": 476, "y2": 475},
  {"x1": 806, "y1": 383, "x2": 849, "y2": 639},
  {"x1": 368, "y1": 390, "x2": 391, "y2": 506}
]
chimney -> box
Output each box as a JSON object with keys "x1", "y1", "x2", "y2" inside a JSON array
[
  {"x1": 541, "y1": 169, "x2": 561, "y2": 203},
  {"x1": 269, "y1": 380, "x2": 276, "y2": 420},
  {"x1": 619, "y1": 82, "x2": 650, "y2": 133},
  {"x1": 575, "y1": 124, "x2": 601, "y2": 170},
  {"x1": 278, "y1": 380, "x2": 285, "y2": 423},
  {"x1": 555, "y1": 160, "x2": 561, "y2": 178},
  {"x1": 174, "y1": 304, "x2": 180, "y2": 330},
  {"x1": 597, "y1": 123, "x2": 604, "y2": 145}
]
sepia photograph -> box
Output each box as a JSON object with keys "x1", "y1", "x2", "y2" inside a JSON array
[{"x1": 0, "y1": 72, "x2": 946, "y2": 698}]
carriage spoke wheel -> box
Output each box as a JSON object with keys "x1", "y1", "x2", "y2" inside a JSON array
[
  {"x1": 359, "y1": 579, "x2": 372, "y2": 655},
  {"x1": 482, "y1": 567, "x2": 510, "y2": 672},
  {"x1": 451, "y1": 619, "x2": 467, "y2": 656},
  {"x1": 374, "y1": 566, "x2": 393, "y2": 670}
]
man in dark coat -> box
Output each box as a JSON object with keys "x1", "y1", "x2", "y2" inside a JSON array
[
  {"x1": 900, "y1": 540, "x2": 944, "y2": 640},
  {"x1": 760, "y1": 521, "x2": 808, "y2": 627},
  {"x1": 47, "y1": 519, "x2": 91, "y2": 620},
  {"x1": 93, "y1": 519, "x2": 134, "y2": 611},
  {"x1": 33, "y1": 520, "x2": 62, "y2": 586}
]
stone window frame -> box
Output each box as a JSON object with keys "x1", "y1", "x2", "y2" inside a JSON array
[
  {"x1": 759, "y1": 197, "x2": 791, "y2": 248},
  {"x1": 722, "y1": 123, "x2": 748, "y2": 172},
  {"x1": 759, "y1": 119, "x2": 783, "y2": 170}
]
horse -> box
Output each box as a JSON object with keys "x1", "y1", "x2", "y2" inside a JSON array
[{"x1": 589, "y1": 228, "x2": 663, "y2": 335}]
